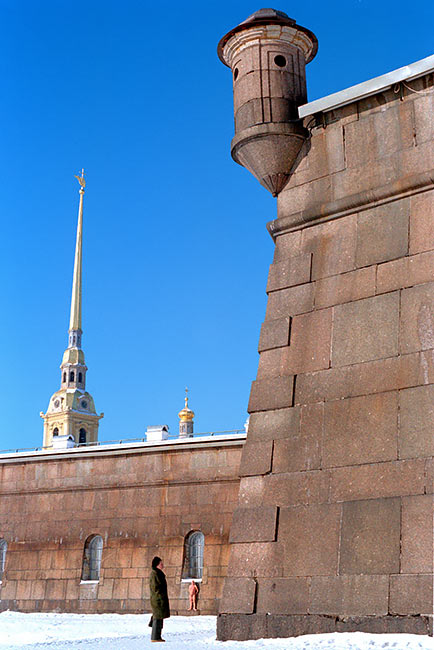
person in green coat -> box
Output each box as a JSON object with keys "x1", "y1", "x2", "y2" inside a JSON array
[{"x1": 149, "y1": 556, "x2": 170, "y2": 642}]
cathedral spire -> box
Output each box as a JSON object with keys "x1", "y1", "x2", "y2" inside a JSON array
[
  {"x1": 69, "y1": 169, "x2": 85, "y2": 334},
  {"x1": 40, "y1": 172, "x2": 103, "y2": 449}
]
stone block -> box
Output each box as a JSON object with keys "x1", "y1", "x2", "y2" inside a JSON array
[
  {"x1": 273, "y1": 403, "x2": 322, "y2": 473},
  {"x1": 247, "y1": 407, "x2": 300, "y2": 442},
  {"x1": 31, "y1": 580, "x2": 47, "y2": 600},
  {"x1": 16, "y1": 580, "x2": 33, "y2": 600},
  {"x1": 329, "y1": 459, "x2": 426, "y2": 502},
  {"x1": 265, "y1": 283, "x2": 314, "y2": 320},
  {"x1": 278, "y1": 174, "x2": 333, "y2": 218},
  {"x1": 45, "y1": 578, "x2": 66, "y2": 600},
  {"x1": 256, "y1": 578, "x2": 310, "y2": 614},
  {"x1": 259, "y1": 313, "x2": 333, "y2": 377},
  {"x1": 390, "y1": 574, "x2": 433, "y2": 616},
  {"x1": 344, "y1": 101, "x2": 414, "y2": 168},
  {"x1": 273, "y1": 231, "x2": 302, "y2": 262},
  {"x1": 323, "y1": 392, "x2": 398, "y2": 468},
  {"x1": 111, "y1": 578, "x2": 128, "y2": 600},
  {"x1": 356, "y1": 199, "x2": 409, "y2": 267},
  {"x1": 426, "y1": 458, "x2": 434, "y2": 495},
  {"x1": 286, "y1": 124, "x2": 345, "y2": 187},
  {"x1": 295, "y1": 351, "x2": 434, "y2": 406},
  {"x1": 399, "y1": 385, "x2": 434, "y2": 459},
  {"x1": 217, "y1": 613, "x2": 268, "y2": 641},
  {"x1": 227, "y1": 542, "x2": 284, "y2": 578},
  {"x1": 278, "y1": 504, "x2": 341, "y2": 576},
  {"x1": 377, "y1": 251, "x2": 434, "y2": 294},
  {"x1": 302, "y1": 214, "x2": 357, "y2": 280},
  {"x1": 280, "y1": 308, "x2": 332, "y2": 375},
  {"x1": 401, "y1": 495, "x2": 434, "y2": 574},
  {"x1": 238, "y1": 476, "x2": 266, "y2": 507},
  {"x1": 239, "y1": 440, "x2": 273, "y2": 477},
  {"x1": 266, "y1": 614, "x2": 337, "y2": 637},
  {"x1": 410, "y1": 190, "x2": 434, "y2": 254},
  {"x1": 127, "y1": 578, "x2": 143, "y2": 600},
  {"x1": 266, "y1": 254, "x2": 312, "y2": 292},
  {"x1": 262, "y1": 471, "x2": 329, "y2": 508},
  {"x1": 310, "y1": 575, "x2": 389, "y2": 616},
  {"x1": 258, "y1": 317, "x2": 291, "y2": 352},
  {"x1": 332, "y1": 292, "x2": 399, "y2": 366},
  {"x1": 400, "y1": 282, "x2": 434, "y2": 353},
  {"x1": 0, "y1": 580, "x2": 17, "y2": 600},
  {"x1": 256, "y1": 348, "x2": 284, "y2": 380},
  {"x1": 65, "y1": 579, "x2": 79, "y2": 600},
  {"x1": 414, "y1": 92, "x2": 434, "y2": 145},
  {"x1": 229, "y1": 506, "x2": 277, "y2": 544},
  {"x1": 339, "y1": 498, "x2": 400, "y2": 574},
  {"x1": 336, "y1": 614, "x2": 431, "y2": 634},
  {"x1": 248, "y1": 376, "x2": 294, "y2": 413},
  {"x1": 314, "y1": 266, "x2": 376, "y2": 309},
  {"x1": 219, "y1": 577, "x2": 257, "y2": 614}
]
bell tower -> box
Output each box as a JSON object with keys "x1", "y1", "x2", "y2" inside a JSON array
[{"x1": 40, "y1": 171, "x2": 103, "y2": 447}]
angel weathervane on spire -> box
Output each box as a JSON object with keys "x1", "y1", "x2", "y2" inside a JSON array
[{"x1": 74, "y1": 168, "x2": 86, "y2": 190}]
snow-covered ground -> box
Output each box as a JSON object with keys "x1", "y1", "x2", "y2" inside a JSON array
[{"x1": 0, "y1": 612, "x2": 431, "y2": 649}]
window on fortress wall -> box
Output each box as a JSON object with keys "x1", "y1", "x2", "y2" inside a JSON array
[
  {"x1": 182, "y1": 531, "x2": 204, "y2": 580},
  {"x1": 81, "y1": 535, "x2": 103, "y2": 582},
  {"x1": 79, "y1": 428, "x2": 87, "y2": 445},
  {"x1": 0, "y1": 539, "x2": 7, "y2": 583}
]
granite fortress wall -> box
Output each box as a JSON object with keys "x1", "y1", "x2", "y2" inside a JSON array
[
  {"x1": 217, "y1": 15, "x2": 434, "y2": 641},
  {"x1": 0, "y1": 437, "x2": 243, "y2": 614}
]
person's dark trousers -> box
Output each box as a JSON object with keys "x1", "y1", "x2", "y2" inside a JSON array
[{"x1": 151, "y1": 618, "x2": 163, "y2": 640}]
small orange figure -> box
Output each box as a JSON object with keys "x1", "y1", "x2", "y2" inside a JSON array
[{"x1": 188, "y1": 580, "x2": 199, "y2": 611}]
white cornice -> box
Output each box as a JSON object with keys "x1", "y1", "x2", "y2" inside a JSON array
[
  {"x1": 299, "y1": 54, "x2": 434, "y2": 118},
  {"x1": 0, "y1": 434, "x2": 246, "y2": 464}
]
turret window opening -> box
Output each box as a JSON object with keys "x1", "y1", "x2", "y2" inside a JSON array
[
  {"x1": 0, "y1": 539, "x2": 7, "y2": 583},
  {"x1": 274, "y1": 54, "x2": 286, "y2": 68},
  {"x1": 78, "y1": 372, "x2": 83, "y2": 383},
  {"x1": 81, "y1": 534, "x2": 103, "y2": 582},
  {"x1": 53, "y1": 427, "x2": 59, "y2": 437},
  {"x1": 63, "y1": 372, "x2": 66, "y2": 383},
  {"x1": 69, "y1": 371, "x2": 75, "y2": 382},
  {"x1": 79, "y1": 428, "x2": 87, "y2": 445},
  {"x1": 182, "y1": 531, "x2": 204, "y2": 580}
]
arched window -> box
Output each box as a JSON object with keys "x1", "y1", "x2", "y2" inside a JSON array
[
  {"x1": 78, "y1": 372, "x2": 83, "y2": 383},
  {"x1": 69, "y1": 371, "x2": 75, "y2": 382},
  {"x1": 63, "y1": 372, "x2": 66, "y2": 383},
  {"x1": 81, "y1": 535, "x2": 103, "y2": 581},
  {"x1": 182, "y1": 531, "x2": 204, "y2": 580},
  {"x1": 53, "y1": 427, "x2": 59, "y2": 437},
  {"x1": 79, "y1": 428, "x2": 87, "y2": 445},
  {"x1": 0, "y1": 539, "x2": 7, "y2": 583}
]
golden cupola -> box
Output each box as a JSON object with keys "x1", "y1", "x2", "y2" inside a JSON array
[{"x1": 178, "y1": 389, "x2": 194, "y2": 438}]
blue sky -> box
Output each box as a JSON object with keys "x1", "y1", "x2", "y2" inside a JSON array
[{"x1": 0, "y1": 0, "x2": 433, "y2": 451}]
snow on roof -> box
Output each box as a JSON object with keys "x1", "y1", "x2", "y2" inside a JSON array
[{"x1": 299, "y1": 54, "x2": 434, "y2": 118}]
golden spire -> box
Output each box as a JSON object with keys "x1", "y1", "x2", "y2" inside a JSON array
[
  {"x1": 178, "y1": 387, "x2": 195, "y2": 422},
  {"x1": 69, "y1": 169, "x2": 85, "y2": 332}
]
